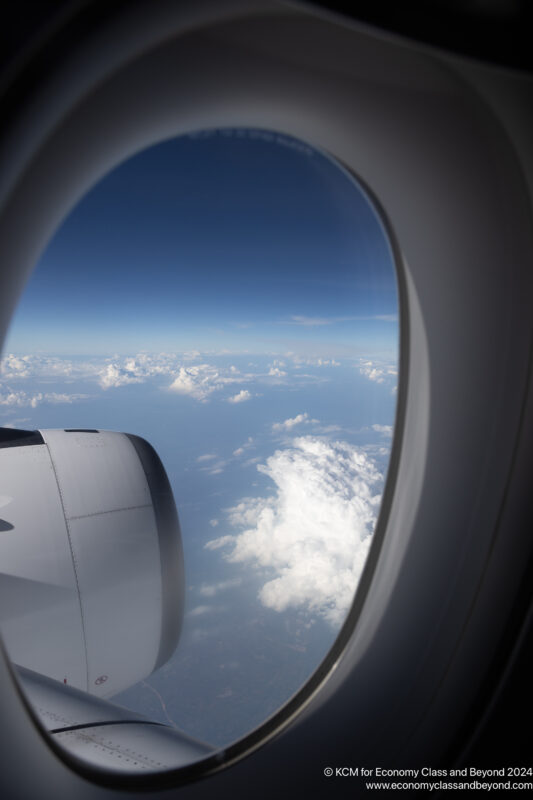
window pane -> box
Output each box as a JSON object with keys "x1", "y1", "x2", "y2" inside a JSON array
[{"x1": 0, "y1": 129, "x2": 398, "y2": 765}]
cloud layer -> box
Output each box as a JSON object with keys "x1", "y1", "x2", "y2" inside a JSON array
[
  {"x1": 0, "y1": 390, "x2": 88, "y2": 408},
  {"x1": 1, "y1": 352, "x2": 399, "y2": 410},
  {"x1": 206, "y1": 436, "x2": 383, "y2": 626}
]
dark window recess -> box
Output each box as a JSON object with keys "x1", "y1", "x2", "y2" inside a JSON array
[
  {"x1": 64, "y1": 429, "x2": 99, "y2": 433},
  {"x1": 0, "y1": 428, "x2": 44, "y2": 448}
]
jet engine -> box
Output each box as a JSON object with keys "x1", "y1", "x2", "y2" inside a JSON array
[{"x1": 0, "y1": 427, "x2": 183, "y2": 698}]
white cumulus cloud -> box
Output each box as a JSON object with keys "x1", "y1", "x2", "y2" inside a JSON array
[
  {"x1": 268, "y1": 367, "x2": 287, "y2": 378},
  {"x1": 206, "y1": 436, "x2": 383, "y2": 626},
  {"x1": 98, "y1": 353, "x2": 178, "y2": 389},
  {"x1": 372, "y1": 424, "x2": 393, "y2": 437},
  {"x1": 272, "y1": 412, "x2": 318, "y2": 432},
  {"x1": 360, "y1": 363, "x2": 385, "y2": 383},
  {"x1": 358, "y1": 359, "x2": 398, "y2": 387},
  {"x1": 168, "y1": 364, "x2": 246, "y2": 402},
  {"x1": 168, "y1": 365, "x2": 221, "y2": 401},
  {"x1": 227, "y1": 390, "x2": 252, "y2": 404},
  {"x1": 98, "y1": 363, "x2": 145, "y2": 389}
]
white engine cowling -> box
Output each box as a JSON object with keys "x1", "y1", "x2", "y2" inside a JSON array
[{"x1": 0, "y1": 427, "x2": 183, "y2": 697}]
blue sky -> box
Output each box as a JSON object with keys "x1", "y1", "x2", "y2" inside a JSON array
[
  {"x1": 5, "y1": 128, "x2": 397, "y2": 357},
  {"x1": 1, "y1": 129, "x2": 399, "y2": 748}
]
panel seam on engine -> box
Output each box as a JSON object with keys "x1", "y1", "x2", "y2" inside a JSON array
[
  {"x1": 44, "y1": 439, "x2": 90, "y2": 692},
  {"x1": 67, "y1": 503, "x2": 152, "y2": 522}
]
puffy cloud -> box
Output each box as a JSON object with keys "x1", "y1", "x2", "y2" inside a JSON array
[
  {"x1": 0, "y1": 390, "x2": 88, "y2": 408},
  {"x1": 372, "y1": 424, "x2": 393, "y2": 437},
  {"x1": 168, "y1": 364, "x2": 244, "y2": 402},
  {"x1": 225, "y1": 496, "x2": 275, "y2": 529},
  {"x1": 33, "y1": 354, "x2": 253, "y2": 398},
  {"x1": 206, "y1": 436, "x2": 383, "y2": 626},
  {"x1": 315, "y1": 358, "x2": 340, "y2": 367},
  {"x1": 272, "y1": 412, "x2": 318, "y2": 432},
  {"x1": 0, "y1": 391, "x2": 38, "y2": 408},
  {"x1": 268, "y1": 367, "x2": 287, "y2": 378},
  {"x1": 98, "y1": 363, "x2": 145, "y2": 389},
  {"x1": 98, "y1": 353, "x2": 178, "y2": 389},
  {"x1": 1, "y1": 355, "x2": 32, "y2": 379},
  {"x1": 364, "y1": 444, "x2": 391, "y2": 459},
  {"x1": 227, "y1": 390, "x2": 252, "y2": 404},
  {"x1": 169, "y1": 365, "x2": 221, "y2": 401},
  {"x1": 359, "y1": 362, "x2": 385, "y2": 383},
  {"x1": 358, "y1": 359, "x2": 397, "y2": 385}
]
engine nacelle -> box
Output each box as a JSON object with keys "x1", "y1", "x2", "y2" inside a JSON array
[{"x1": 0, "y1": 428, "x2": 183, "y2": 697}]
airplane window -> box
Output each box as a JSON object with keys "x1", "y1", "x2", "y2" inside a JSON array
[{"x1": 0, "y1": 128, "x2": 398, "y2": 771}]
